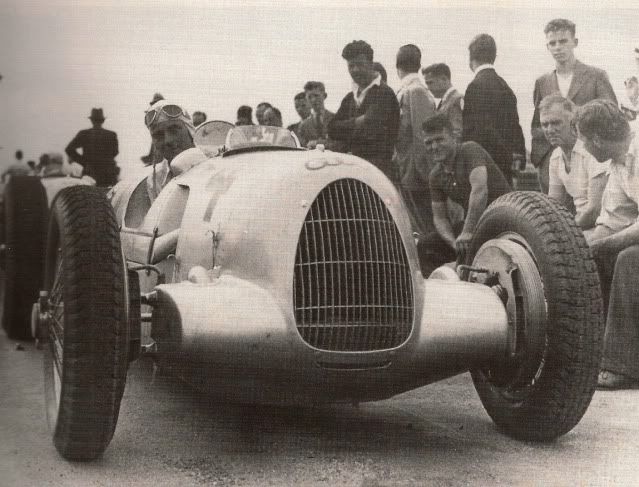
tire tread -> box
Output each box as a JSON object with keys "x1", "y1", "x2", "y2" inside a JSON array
[{"x1": 46, "y1": 186, "x2": 128, "y2": 460}]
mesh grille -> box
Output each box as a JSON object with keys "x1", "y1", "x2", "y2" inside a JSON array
[{"x1": 293, "y1": 179, "x2": 414, "y2": 352}]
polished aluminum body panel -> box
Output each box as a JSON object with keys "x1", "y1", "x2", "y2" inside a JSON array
[{"x1": 111, "y1": 147, "x2": 509, "y2": 404}]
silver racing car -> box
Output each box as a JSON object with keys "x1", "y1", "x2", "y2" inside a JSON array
[{"x1": 32, "y1": 122, "x2": 603, "y2": 460}]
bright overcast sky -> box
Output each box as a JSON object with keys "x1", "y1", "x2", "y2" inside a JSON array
[{"x1": 1, "y1": 0, "x2": 637, "y2": 176}]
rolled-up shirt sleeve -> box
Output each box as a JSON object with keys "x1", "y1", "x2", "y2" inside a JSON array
[
  {"x1": 596, "y1": 169, "x2": 638, "y2": 231},
  {"x1": 596, "y1": 137, "x2": 639, "y2": 231},
  {"x1": 548, "y1": 150, "x2": 566, "y2": 198}
]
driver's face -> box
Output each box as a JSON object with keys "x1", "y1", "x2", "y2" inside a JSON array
[{"x1": 150, "y1": 120, "x2": 194, "y2": 163}]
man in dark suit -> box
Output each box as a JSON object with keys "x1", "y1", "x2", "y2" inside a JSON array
[
  {"x1": 328, "y1": 40, "x2": 400, "y2": 182},
  {"x1": 462, "y1": 34, "x2": 526, "y2": 185},
  {"x1": 66, "y1": 108, "x2": 119, "y2": 186},
  {"x1": 531, "y1": 18, "x2": 617, "y2": 193}
]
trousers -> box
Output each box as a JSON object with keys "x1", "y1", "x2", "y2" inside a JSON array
[{"x1": 595, "y1": 244, "x2": 639, "y2": 379}]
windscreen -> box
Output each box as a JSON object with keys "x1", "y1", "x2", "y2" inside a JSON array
[
  {"x1": 225, "y1": 125, "x2": 299, "y2": 151},
  {"x1": 193, "y1": 120, "x2": 235, "y2": 157}
]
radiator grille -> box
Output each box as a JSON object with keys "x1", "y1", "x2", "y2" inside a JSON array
[{"x1": 293, "y1": 179, "x2": 414, "y2": 351}]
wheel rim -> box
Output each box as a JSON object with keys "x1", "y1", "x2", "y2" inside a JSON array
[
  {"x1": 48, "y1": 248, "x2": 64, "y2": 410},
  {"x1": 44, "y1": 236, "x2": 64, "y2": 428},
  {"x1": 471, "y1": 232, "x2": 549, "y2": 403}
]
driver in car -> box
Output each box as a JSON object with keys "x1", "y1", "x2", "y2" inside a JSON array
[{"x1": 144, "y1": 100, "x2": 207, "y2": 201}]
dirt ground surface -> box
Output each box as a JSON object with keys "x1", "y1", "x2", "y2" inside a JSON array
[{"x1": 1, "y1": 332, "x2": 638, "y2": 487}]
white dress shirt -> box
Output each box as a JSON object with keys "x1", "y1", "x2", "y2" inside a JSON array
[
  {"x1": 548, "y1": 139, "x2": 608, "y2": 220},
  {"x1": 352, "y1": 74, "x2": 381, "y2": 107},
  {"x1": 557, "y1": 72, "x2": 574, "y2": 98}
]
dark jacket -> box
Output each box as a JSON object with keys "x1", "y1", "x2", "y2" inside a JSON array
[
  {"x1": 297, "y1": 110, "x2": 335, "y2": 148},
  {"x1": 328, "y1": 84, "x2": 400, "y2": 181},
  {"x1": 66, "y1": 127, "x2": 119, "y2": 186},
  {"x1": 462, "y1": 68, "x2": 525, "y2": 183},
  {"x1": 530, "y1": 60, "x2": 617, "y2": 168}
]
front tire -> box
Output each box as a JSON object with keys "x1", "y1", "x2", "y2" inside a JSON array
[
  {"x1": 43, "y1": 186, "x2": 128, "y2": 460},
  {"x1": 468, "y1": 192, "x2": 604, "y2": 441}
]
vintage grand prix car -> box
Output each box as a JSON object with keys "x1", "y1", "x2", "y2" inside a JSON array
[
  {"x1": 0, "y1": 161, "x2": 94, "y2": 339},
  {"x1": 32, "y1": 123, "x2": 603, "y2": 461}
]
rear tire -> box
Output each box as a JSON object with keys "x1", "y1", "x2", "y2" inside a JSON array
[
  {"x1": 468, "y1": 192, "x2": 604, "y2": 441},
  {"x1": 43, "y1": 185, "x2": 128, "y2": 460},
  {"x1": 1, "y1": 176, "x2": 48, "y2": 339}
]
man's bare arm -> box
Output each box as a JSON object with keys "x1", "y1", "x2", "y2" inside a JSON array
[
  {"x1": 433, "y1": 201, "x2": 456, "y2": 250},
  {"x1": 548, "y1": 177, "x2": 573, "y2": 210},
  {"x1": 575, "y1": 173, "x2": 608, "y2": 230},
  {"x1": 462, "y1": 166, "x2": 488, "y2": 235},
  {"x1": 590, "y1": 222, "x2": 639, "y2": 255}
]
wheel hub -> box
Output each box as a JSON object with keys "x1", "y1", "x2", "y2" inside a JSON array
[
  {"x1": 31, "y1": 291, "x2": 51, "y2": 348},
  {"x1": 470, "y1": 237, "x2": 547, "y2": 388}
]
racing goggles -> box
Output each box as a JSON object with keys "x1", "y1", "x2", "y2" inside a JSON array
[{"x1": 144, "y1": 104, "x2": 188, "y2": 128}]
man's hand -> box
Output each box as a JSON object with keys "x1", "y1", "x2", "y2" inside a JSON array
[
  {"x1": 455, "y1": 230, "x2": 473, "y2": 261},
  {"x1": 306, "y1": 140, "x2": 318, "y2": 149}
]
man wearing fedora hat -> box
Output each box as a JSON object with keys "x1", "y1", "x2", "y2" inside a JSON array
[{"x1": 65, "y1": 107, "x2": 119, "y2": 186}]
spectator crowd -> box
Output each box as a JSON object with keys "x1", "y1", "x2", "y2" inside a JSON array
[{"x1": 3, "y1": 18, "x2": 639, "y2": 391}]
